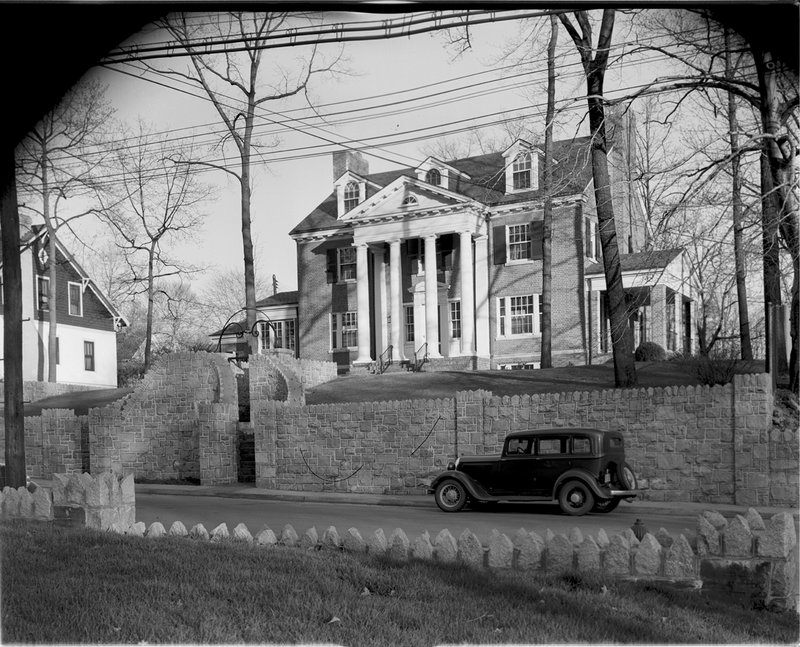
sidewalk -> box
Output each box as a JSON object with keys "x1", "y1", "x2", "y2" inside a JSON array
[{"x1": 133, "y1": 482, "x2": 800, "y2": 521}]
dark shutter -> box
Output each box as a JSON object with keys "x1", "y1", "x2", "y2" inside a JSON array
[
  {"x1": 530, "y1": 220, "x2": 543, "y2": 260},
  {"x1": 326, "y1": 248, "x2": 338, "y2": 284},
  {"x1": 492, "y1": 226, "x2": 506, "y2": 265}
]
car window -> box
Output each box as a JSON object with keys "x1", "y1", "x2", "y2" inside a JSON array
[
  {"x1": 537, "y1": 437, "x2": 565, "y2": 455},
  {"x1": 571, "y1": 436, "x2": 592, "y2": 454},
  {"x1": 507, "y1": 438, "x2": 531, "y2": 455},
  {"x1": 608, "y1": 436, "x2": 623, "y2": 449}
]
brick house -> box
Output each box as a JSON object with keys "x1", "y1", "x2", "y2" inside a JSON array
[
  {"x1": 285, "y1": 115, "x2": 694, "y2": 373},
  {"x1": 0, "y1": 225, "x2": 127, "y2": 387}
]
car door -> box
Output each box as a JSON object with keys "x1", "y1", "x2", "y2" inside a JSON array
[
  {"x1": 529, "y1": 435, "x2": 571, "y2": 495},
  {"x1": 494, "y1": 437, "x2": 535, "y2": 494}
]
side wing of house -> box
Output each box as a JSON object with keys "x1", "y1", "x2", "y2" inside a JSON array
[{"x1": 0, "y1": 231, "x2": 126, "y2": 388}]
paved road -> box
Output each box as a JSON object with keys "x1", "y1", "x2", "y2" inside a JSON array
[{"x1": 135, "y1": 493, "x2": 699, "y2": 543}]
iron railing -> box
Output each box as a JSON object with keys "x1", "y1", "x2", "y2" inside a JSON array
[
  {"x1": 412, "y1": 342, "x2": 428, "y2": 372},
  {"x1": 377, "y1": 345, "x2": 393, "y2": 374}
]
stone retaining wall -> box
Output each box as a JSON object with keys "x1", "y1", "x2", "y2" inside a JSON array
[{"x1": 252, "y1": 374, "x2": 797, "y2": 506}]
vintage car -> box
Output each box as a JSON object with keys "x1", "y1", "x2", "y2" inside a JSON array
[{"x1": 429, "y1": 428, "x2": 639, "y2": 515}]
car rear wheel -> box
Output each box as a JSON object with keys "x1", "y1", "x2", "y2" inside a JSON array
[
  {"x1": 434, "y1": 479, "x2": 467, "y2": 512},
  {"x1": 592, "y1": 498, "x2": 620, "y2": 513},
  {"x1": 558, "y1": 480, "x2": 594, "y2": 516},
  {"x1": 619, "y1": 462, "x2": 637, "y2": 490}
]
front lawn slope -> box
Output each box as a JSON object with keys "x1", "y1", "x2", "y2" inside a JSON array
[{"x1": 1, "y1": 521, "x2": 796, "y2": 645}]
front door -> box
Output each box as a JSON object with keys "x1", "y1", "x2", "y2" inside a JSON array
[{"x1": 528, "y1": 435, "x2": 572, "y2": 496}]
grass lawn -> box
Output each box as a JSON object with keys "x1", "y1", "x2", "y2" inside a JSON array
[
  {"x1": 306, "y1": 359, "x2": 764, "y2": 404},
  {"x1": 2, "y1": 520, "x2": 796, "y2": 645}
]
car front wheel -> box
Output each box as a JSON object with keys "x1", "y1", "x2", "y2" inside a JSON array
[
  {"x1": 558, "y1": 480, "x2": 594, "y2": 516},
  {"x1": 434, "y1": 479, "x2": 467, "y2": 512}
]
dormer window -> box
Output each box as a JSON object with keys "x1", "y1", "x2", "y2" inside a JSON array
[
  {"x1": 425, "y1": 168, "x2": 441, "y2": 186},
  {"x1": 503, "y1": 140, "x2": 538, "y2": 194},
  {"x1": 512, "y1": 152, "x2": 531, "y2": 190},
  {"x1": 344, "y1": 182, "x2": 360, "y2": 211}
]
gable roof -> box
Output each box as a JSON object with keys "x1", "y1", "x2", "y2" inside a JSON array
[
  {"x1": 290, "y1": 136, "x2": 593, "y2": 237},
  {"x1": 4, "y1": 225, "x2": 129, "y2": 326},
  {"x1": 585, "y1": 248, "x2": 684, "y2": 275}
]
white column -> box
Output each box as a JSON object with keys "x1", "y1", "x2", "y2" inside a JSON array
[
  {"x1": 459, "y1": 231, "x2": 475, "y2": 355},
  {"x1": 474, "y1": 234, "x2": 490, "y2": 358},
  {"x1": 423, "y1": 234, "x2": 442, "y2": 358},
  {"x1": 389, "y1": 240, "x2": 405, "y2": 361},
  {"x1": 355, "y1": 243, "x2": 372, "y2": 363}
]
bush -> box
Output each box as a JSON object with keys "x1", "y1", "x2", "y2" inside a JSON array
[
  {"x1": 117, "y1": 360, "x2": 145, "y2": 387},
  {"x1": 694, "y1": 355, "x2": 739, "y2": 386},
  {"x1": 634, "y1": 341, "x2": 666, "y2": 362}
]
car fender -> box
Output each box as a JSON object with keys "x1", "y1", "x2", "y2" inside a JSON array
[
  {"x1": 430, "y1": 471, "x2": 487, "y2": 501},
  {"x1": 552, "y1": 469, "x2": 611, "y2": 500}
]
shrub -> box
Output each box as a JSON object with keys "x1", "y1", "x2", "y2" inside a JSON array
[
  {"x1": 694, "y1": 355, "x2": 739, "y2": 386},
  {"x1": 117, "y1": 360, "x2": 145, "y2": 387},
  {"x1": 634, "y1": 341, "x2": 666, "y2": 362}
]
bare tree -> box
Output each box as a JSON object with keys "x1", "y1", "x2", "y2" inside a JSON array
[
  {"x1": 151, "y1": 12, "x2": 342, "y2": 352},
  {"x1": 199, "y1": 266, "x2": 273, "y2": 332},
  {"x1": 15, "y1": 78, "x2": 114, "y2": 381},
  {"x1": 559, "y1": 9, "x2": 638, "y2": 387},
  {"x1": 101, "y1": 123, "x2": 211, "y2": 371},
  {"x1": 540, "y1": 15, "x2": 558, "y2": 369}
]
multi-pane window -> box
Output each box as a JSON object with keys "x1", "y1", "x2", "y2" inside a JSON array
[
  {"x1": 344, "y1": 182, "x2": 359, "y2": 211},
  {"x1": 68, "y1": 282, "x2": 83, "y2": 316},
  {"x1": 498, "y1": 295, "x2": 540, "y2": 336},
  {"x1": 449, "y1": 301, "x2": 461, "y2": 339},
  {"x1": 425, "y1": 168, "x2": 441, "y2": 185},
  {"x1": 507, "y1": 224, "x2": 531, "y2": 261},
  {"x1": 512, "y1": 152, "x2": 531, "y2": 190},
  {"x1": 331, "y1": 312, "x2": 358, "y2": 349},
  {"x1": 259, "y1": 319, "x2": 297, "y2": 352},
  {"x1": 585, "y1": 218, "x2": 600, "y2": 259},
  {"x1": 338, "y1": 247, "x2": 357, "y2": 281},
  {"x1": 83, "y1": 341, "x2": 95, "y2": 371},
  {"x1": 37, "y1": 276, "x2": 50, "y2": 310},
  {"x1": 405, "y1": 306, "x2": 415, "y2": 342}
]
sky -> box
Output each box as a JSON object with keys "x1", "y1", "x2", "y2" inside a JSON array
[{"x1": 68, "y1": 10, "x2": 658, "y2": 298}]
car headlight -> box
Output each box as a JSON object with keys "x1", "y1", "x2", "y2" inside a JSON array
[{"x1": 446, "y1": 461, "x2": 456, "y2": 471}]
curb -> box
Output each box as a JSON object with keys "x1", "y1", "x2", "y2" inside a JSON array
[{"x1": 132, "y1": 483, "x2": 800, "y2": 521}]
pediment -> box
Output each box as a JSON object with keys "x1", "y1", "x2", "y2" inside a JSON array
[{"x1": 341, "y1": 176, "x2": 471, "y2": 221}]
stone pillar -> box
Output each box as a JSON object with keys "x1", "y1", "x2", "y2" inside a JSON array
[
  {"x1": 355, "y1": 243, "x2": 372, "y2": 363},
  {"x1": 474, "y1": 234, "x2": 490, "y2": 358},
  {"x1": 389, "y1": 240, "x2": 406, "y2": 361},
  {"x1": 424, "y1": 234, "x2": 442, "y2": 358},
  {"x1": 650, "y1": 284, "x2": 667, "y2": 350},
  {"x1": 459, "y1": 231, "x2": 475, "y2": 356}
]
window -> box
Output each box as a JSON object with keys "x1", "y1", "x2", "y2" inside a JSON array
[
  {"x1": 449, "y1": 301, "x2": 461, "y2": 339},
  {"x1": 507, "y1": 224, "x2": 531, "y2": 261},
  {"x1": 405, "y1": 305, "x2": 415, "y2": 342},
  {"x1": 401, "y1": 195, "x2": 418, "y2": 206},
  {"x1": 344, "y1": 182, "x2": 359, "y2": 211},
  {"x1": 83, "y1": 341, "x2": 95, "y2": 371},
  {"x1": 425, "y1": 168, "x2": 441, "y2": 185},
  {"x1": 285, "y1": 320, "x2": 296, "y2": 351},
  {"x1": 68, "y1": 282, "x2": 83, "y2": 316},
  {"x1": 512, "y1": 152, "x2": 531, "y2": 190},
  {"x1": 260, "y1": 320, "x2": 297, "y2": 351},
  {"x1": 331, "y1": 312, "x2": 358, "y2": 350},
  {"x1": 572, "y1": 436, "x2": 592, "y2": 454},
  {"x1": 537, "y1": 437, "x2": 565, "y2": 455},
  {"x1": 338, "y1": 247, "x2": 357, "y2": 281},
  {"x1": 498, "y1": 295, "x2": 540, "y2": 336},
  {"x1": 585, "y1": 218, "x2": 599, "y2": 259},
  {"x1": 507, "y1": 438, "x2": 531, "y2": 455},
  {"x1": 37, "y1": 276, "x2": 50, "y2": 310}
]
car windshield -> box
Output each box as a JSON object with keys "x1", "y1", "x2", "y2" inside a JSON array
[{"x1": 506, "y1": 438, "x2": 531, "y2": 454}]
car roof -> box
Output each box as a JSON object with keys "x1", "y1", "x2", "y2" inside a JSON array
[{"x1": 505, "y1": 428, "x2": 619, "y2": 439}]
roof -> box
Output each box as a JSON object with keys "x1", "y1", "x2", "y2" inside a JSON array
[
  {"x1": 585, "y1": 248, "x2": 684, "y2": 275},
  {"x1": 506, "y1": 428, "x2": 616, "y2": 439},
  {"x1": 290, "y1": 136, "x2": 594, "y2": 237}
]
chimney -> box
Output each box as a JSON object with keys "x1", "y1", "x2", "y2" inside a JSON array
[{"x1": 332, "y1": 150, "x2": 369, "y2": 182}]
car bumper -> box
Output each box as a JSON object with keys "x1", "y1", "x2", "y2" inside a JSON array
[{"x1": 609, "y1": 489, "x2": 640, "y2": 497}]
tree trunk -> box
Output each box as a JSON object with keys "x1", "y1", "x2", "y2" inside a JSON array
[
  {"x1": 2, "y1": 150, "x2": 26, "y2": 488},
  {"x1": 41, "y1": 146, "x2": 59, "y2": 382},
  {"x1": 725, "y1": 30, "x2": 753, "y2": 361},
  {"x1": 144, "y1": 244, "x2": 155, "y2": 372},
  {"x1": 241, "y1": 91, "x2": 258, "y2": 354},
  {"x1": 540, "y1": 14, "x2": 557, "y2": 369}
]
